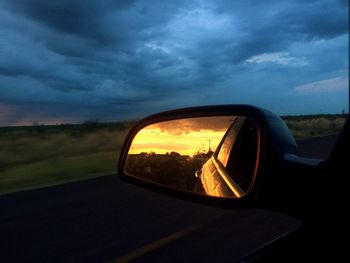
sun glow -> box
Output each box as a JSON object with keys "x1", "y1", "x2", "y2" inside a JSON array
[{"x1": 129, "y1": 116, "x2": 234, "y2": 156}]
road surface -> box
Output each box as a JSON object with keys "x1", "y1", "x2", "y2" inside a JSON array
[
  {"x1": 297, "y1": 134, "x2": 337, "y2": 159},
  {"x1": 0, "y1": 136, "x2": 335, "y2": 262}
]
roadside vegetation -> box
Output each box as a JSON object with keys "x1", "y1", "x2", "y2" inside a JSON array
[
  {"x1": 282, "y1": 114, "x2": 347, "y2": 140},
  {"x1": 0, "y1": 115, "x2": 347, "y2": 195},
  {"x1": 0, "y1": 121, "x2": 134, "y2": 195}
]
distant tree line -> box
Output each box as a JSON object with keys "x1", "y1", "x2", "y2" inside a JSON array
[{"x1": 126, "y1": 152, "x2": 212, "y2": 192}]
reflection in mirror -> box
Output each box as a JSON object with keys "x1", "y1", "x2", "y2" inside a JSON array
[{"x1": 125, "y1": 116, "x2": 260, "y2": 199}]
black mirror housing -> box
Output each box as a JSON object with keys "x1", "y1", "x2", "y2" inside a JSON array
[{"x1": 118, "y1": 105, "x2": 298, "y2": 209}]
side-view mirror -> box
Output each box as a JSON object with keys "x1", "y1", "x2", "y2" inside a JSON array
[
  {"x1": 119, "y1": 105, "x2": 309, "y2": 208},
  {"x1": 124, "y1": 115, "x2": 260, "y2": 199}
]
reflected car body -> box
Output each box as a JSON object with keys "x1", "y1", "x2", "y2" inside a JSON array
[{"x1": 196, "y1": 116, "x2": 259, "y2": 198}]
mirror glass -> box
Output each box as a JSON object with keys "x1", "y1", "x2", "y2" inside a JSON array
[{"x1": 125, "y1": 116, "x2": 260, "y2": 199}]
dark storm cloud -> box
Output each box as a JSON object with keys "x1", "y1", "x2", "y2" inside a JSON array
[
  {"x1": 0, "y1": 0, "x2": 348, "y2": 125},
  {"x1": 3, "y1": 0, "x2": 133, "y2": 43},
  {"x1": 192, "y1": 0, "x2": 348, "y2": 64},
  {"x1": 154, "y1": 116, "x2": 235, "y2": 136},
  {"x1": 3, "y1": 0, "x2": 187, "y2": 53},
  {"x1": 1, "y1": 0, "x2": 192, "y2": 95}
]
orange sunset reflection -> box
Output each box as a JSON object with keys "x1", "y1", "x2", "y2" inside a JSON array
[{"x1": 129, "y1": 116, "x2": 235, "y2": 156}]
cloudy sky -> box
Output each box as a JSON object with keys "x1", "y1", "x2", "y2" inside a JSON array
[{"x1": 0, "y1": 0, "x2": 348, "y2": 126}]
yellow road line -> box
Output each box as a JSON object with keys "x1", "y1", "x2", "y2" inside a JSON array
[{"x1": 112, "y1": 224, "x2": 204, "y2": 263}]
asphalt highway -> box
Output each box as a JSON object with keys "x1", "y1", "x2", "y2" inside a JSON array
[{"x1": 0, "y1": 136, "x2": 335, "y2": 262}]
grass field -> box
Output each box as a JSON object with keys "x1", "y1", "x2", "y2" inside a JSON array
[
  {"x1": 283, "y1": 114, "x2": 347, "y2": 140},
  {"x1": 0, "y1": 115, "x2": 347, "y2": 195},
  {"x1": 0, "y1": 122, "x2": 133, "y2": 195}
]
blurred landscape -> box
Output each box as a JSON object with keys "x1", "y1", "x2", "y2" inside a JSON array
[
  {"x1": 0, "y1": 114, "x2": 347, "y2": 195},
  {"x1": 283, "y1": 114, "x2": 347, "y2": 139},
  {"x1": 0, "y1": 121, "x2": 134, "y2": 195}
]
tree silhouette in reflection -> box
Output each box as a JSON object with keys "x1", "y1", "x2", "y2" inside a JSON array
[{"x1": 126, "y1": 151, "x2": 212, "y2": 192}]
